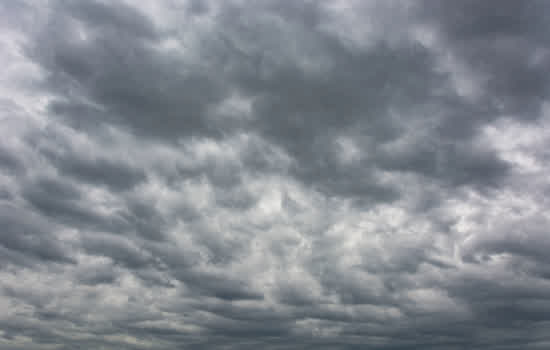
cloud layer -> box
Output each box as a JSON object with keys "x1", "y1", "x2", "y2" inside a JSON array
[{"x1": 1, "y1": 1, "x2": 550, "y2": 349}]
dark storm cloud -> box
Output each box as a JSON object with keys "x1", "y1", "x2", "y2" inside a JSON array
[
  {"x1": 2, "y1": 0, "x2": 550, "y2": 349},
  {"x1": 375, "y1": 140, "x2": 510, "y2": 188},
  {"x1": 31, "y1": 0, "x2": 230, "y2": 140},
  {"x1": 29, "y1": 0, "x2": 513, "y2": 200},
  {"x1": 76, "y1": 263, "x2": 118, "y2": 286},
  {"x1": 0, "y1": 204, "x2": 74, "y2": 265},
  {"x1": 21, "y1": 175, "x2": 125, "y2": 233},
  {"x1": 215, "y1": 3, "x2": 504, "y2": 197},
  {"x1": 81, "y1": 233, "x2": 154, "y2": 269},
  {"x1": 0, "y1": 144, "x2": 24, "y2": 175},
  {"x1": 45, "y1": 148, "x2": 147, "y2": 191},
  {"x1": 419, "y1": 0, "x2": 550, "y2": 118},
  {"x1": 180, "y1": 270, "x2": 264, "y2": 301}
]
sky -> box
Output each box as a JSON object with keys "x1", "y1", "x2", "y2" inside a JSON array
[{"x1": 1, "y1": 0, "x2": 550, "y2": 349}]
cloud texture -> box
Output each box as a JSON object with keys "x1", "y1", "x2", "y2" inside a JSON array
[{"x1": 1, "y1": 1, "x2": 550, "y2": 349}]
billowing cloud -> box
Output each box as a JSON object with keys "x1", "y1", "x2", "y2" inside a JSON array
[{"x1": 1, "y1": 0, "x2": 550, "y2": 349}]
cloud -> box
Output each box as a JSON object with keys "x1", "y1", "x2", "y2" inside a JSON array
[
  {"x1": 1, "y1": 0, "x2": 550, "y2": 349},
  {"x1": 0, "y1": 204, "x2": 75, "y2": 266}
]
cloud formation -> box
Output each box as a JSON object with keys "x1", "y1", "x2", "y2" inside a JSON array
[{"x1": 1, "y1": 0, "x2": 550, "y2": 349}]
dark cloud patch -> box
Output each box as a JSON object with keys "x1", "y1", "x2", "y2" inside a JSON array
[
  {"x1": 46, "y1": 149, "x2": 147, "y2": 191},
  {"x1": 419, "y1": 0, "x2": 550, "y2": 118},
  {"x1": 274, "y1": 282, "x2": 320, "y2": 306},
  {"x1": 0, "y1": 204, "x2": 75, "y2": 265},
  {"x1": 176, "y1": 269, "x2": 264, "y2": 301},
  {"x1": 63, "y1": 0, "x2": 158, "y2": 40},
  {"x1": 81, "y1": 233, "x2": 153, "y2": 269},
  {"x1": 215, "y1": 186, "x2": 257, "y2": 210},
  {"x1": 0, "y1": 144, "x2": 24, "y2": 175},
  {"x1": 21, "y1": 175, "x2": 119, "y2": 230},
  {"x1": 76, "y1": 262, "x2": 119, "y2": 286},
  {"x1": 30, "y1": 0, "x2": 230, "y2": 141},
  {"x1": 147, "y1": 241, "x2": 201, "y2": 271},
  {"x1": 27, "y1": 0, "x2": 516, "y2": 202},
  {"x1": 19, "y1": 145, "x2": 164, "y2": 239},
  {"x1": 25, "y1": 176, "x2": 81, "y2": 202},
  {"x1": 199, "y1": 1, "x2": 514, "y2": 198},
  {"x1": 119, "y1": 200, "x2": 168, "y2": 241},
  {"x1": 376, "y1": 140, "x2": 510, "y2": 188}
]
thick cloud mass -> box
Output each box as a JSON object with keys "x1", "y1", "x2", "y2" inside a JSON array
[{"x1": 2, "y1": 1, "x2": 550, "y2": 349}]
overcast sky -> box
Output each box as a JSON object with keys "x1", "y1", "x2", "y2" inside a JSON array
[{"x1": 1, "y1": 0, "x2": 550, "y2": 349}]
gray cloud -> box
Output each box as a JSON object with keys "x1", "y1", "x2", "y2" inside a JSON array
[
  {"x1": 1, "y1": 0, "x2": 550, "y2": 349},
  {"x1": 419, "y1": 0, "x2": 550, "y2": 118},
  {"x1": 0, "y1": 204, "x2": 75, "y2": 266}
]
